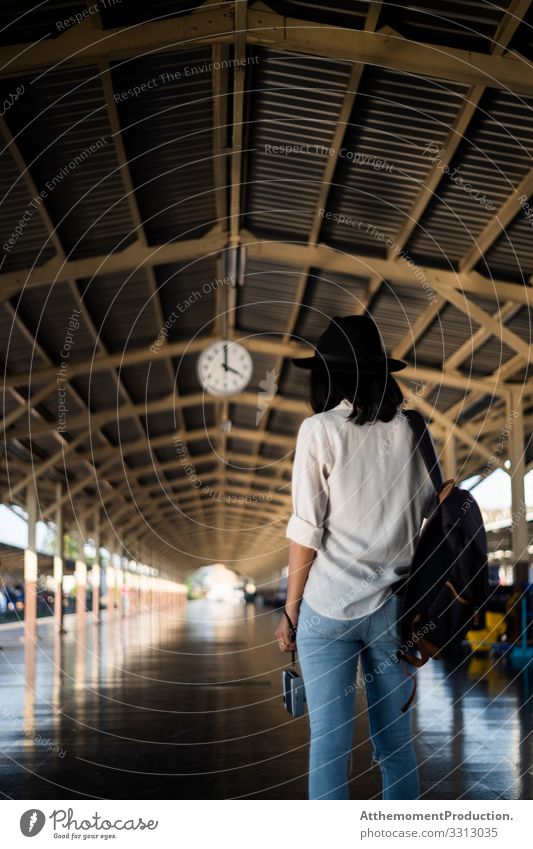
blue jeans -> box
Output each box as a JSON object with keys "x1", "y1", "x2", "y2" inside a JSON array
[{"x1": 296, "y1": 592, "x2": 419, "y2": 800}]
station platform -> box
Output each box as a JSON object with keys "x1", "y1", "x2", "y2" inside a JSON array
[{"x1": 0, "y1": 602, "x2": 531, "y2": 800}]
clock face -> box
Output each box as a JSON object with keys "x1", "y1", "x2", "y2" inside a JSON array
[{"x1": 197, "y1": 340, "x2": 253, "y2": 397}]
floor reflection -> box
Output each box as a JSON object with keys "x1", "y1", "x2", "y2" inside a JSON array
[{"x1": 0, "y1": 602, "x2": 531, "y2": 799}]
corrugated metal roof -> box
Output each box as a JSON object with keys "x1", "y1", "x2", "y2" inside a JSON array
[
  {"x1": 98, "y1": 417, "x2": 142, "y2": 445},
  {"x1": 262, "y1": 1, "x2": 373, "y2": 30},
  {"x1": 268, "y1": 408, "x2": 303, "y2": 436},
  {"x1": 183, "y1": 404, "x2": 216, "y2": 431},
  {"x1": 244, "y1": 48, "x2": 352, "y2": 239},
  {"x1": 482, "y1": 207, "x2": 533, "y2": 280},
  {"x1": 509, "y1": 3, "x2": 533, "y2": 58},
  {"x1": 1, "y1": 2, "x2": 531, "y2": 566},
  {"x1": 100, "y1": 0, "x2": 207, "y2": 28},
  {"x1": 1, "y1": 309, "x2": 48, "y2": 375},
  {"x1": 407, "y1": 88, "x2": 533, "y2": 266},
  {"x1": 237, "y1": 256, "x2": 301, "y2": 334},
  {"x1": 72, "y1": 371, "x2": 121, "y2": 414},
  {"x1": 0, "y1": 66, "x2": 136, "y2": 259},
  {"x1": 156, "y1": 257, "x2": 219, "y2": 341},
  {"x1": 111, "y1": 49, "x2": 216, "y2": 245},
  {"x1": 80, "y1": 269, "x2": 159, "y2": 352},
  {"x1": 408, "y1": 303, "x2": 475, "y2": 366},
  {"x1": 120, "y1": 359, "x2": 173, "y2": 405},
  {"x1": 425, "y1": 383, "x2": 470, "y2": 413},
  {"x1": 323, "y1": 70, "x2": 468, "y2": 253},
  {"x1": 367, "y1": 281, "x2": 435, "y2": 351},
  {"x1": 0, "y1": 143, "x2": 56, "y2": 272},
  {"x1": 293, "y1": 270, "x2": 369, "y2": 341},
  {"x1": 14, "y1": 279, "x2": 95, "y2": 361},
  {"x1": 0, "y1": 1, "x2": 88, "y2": 45},
  {"x1": 382, "y1": 0, "x2": 510, "y2": 53}
]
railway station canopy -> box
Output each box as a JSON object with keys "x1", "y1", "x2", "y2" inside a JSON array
[{"x1": 1, "y1": 0, "x2": 533, "y2": 577}]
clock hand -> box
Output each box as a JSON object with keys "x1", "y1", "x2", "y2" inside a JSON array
[
  {"x1": 225, "y1": 365, "x2": 243, "y2": 377},
  {"x1": 223, "y1": 343, "x2": 229, "y2": 371}
]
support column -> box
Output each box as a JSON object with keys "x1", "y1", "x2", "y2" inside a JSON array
[
  {"x1": 113, "y1": 548, "x2": 121, "y2": 615},
  {"x1": 134, "y1": 566, "x2": 140, "y2": 613},
  {"x1": 142, "y1": 567, "x2": 150, "y2": 612},
  {"x1": 125, "y1": 566, "x2": 133, "y2": 614},
  {"x1": 129, "y1": 552, "x2": 138, "y2": 615},
  {"x1": 138, "y1": 545, "x2": 145, "y2": 613},
  {"x1": 91, "y1": 510, "x2": 101, "y2": 621},
  {"x1": 154, "y1": 575, "x2": 161, "y2": 610},
  {"x1": 75, "y1": 521, "x2": 87, "y2": 628},
  {"x1": 508, "y1": 391, "x2": 529, "y2": 587},
  {"x1": 443, "y1": 434, "x2": 457, "y2": 481},
  {"x1": 119, "y1": 546, "x2": 127, "y2": 616},
  {"x1": 24, "y1": 485, "x2": 38, "y2": 644},
  {"x1": 148, "y1": 571, "x2": 154, "y2": 611},
  {"x1": 104, "y1": 541, "x2": 115, "y2": 617},
  {"x1": 136, "y1": 565, "x2": 142, "y2": 613},
  {"x1": 154, "y1": 556, "x2": 161, "y2": 609},
  {"x1": 53, "y1": 483, "x2": 65, "y2": 634},
  {"x1": 112, "y1": 551, "x2": 119, "y2": 613}
]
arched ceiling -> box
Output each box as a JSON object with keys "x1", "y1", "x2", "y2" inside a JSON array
[{"x1": 1, "y1": 0, "x2": 533, "y2": 577}]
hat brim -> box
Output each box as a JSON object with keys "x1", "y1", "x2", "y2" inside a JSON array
[{"x1": 291, "y1": 356, "x2": 407, "y2": 373}]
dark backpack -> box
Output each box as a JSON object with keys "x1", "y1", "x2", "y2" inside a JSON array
[{"x1": 396, "y1": 409, "x2": 489, "y2": 675}]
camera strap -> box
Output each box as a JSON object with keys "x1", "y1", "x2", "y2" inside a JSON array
[{"x1": 283, "y1": 609, "x2": 297, "y2": 667}]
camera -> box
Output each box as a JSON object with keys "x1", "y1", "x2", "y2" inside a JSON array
[{"x1": 282, "y1": 667, "x2": 306, "y2": 717}]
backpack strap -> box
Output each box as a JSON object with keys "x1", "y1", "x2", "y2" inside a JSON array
[
  {"x1": 396, "y1": 409, "x2": 447, "y2": 710},
  {"x1": 403, "y1": 408, "x2": 444, "y2": 494}
]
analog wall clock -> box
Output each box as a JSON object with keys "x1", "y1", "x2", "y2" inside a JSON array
[{"x1": 197, "y1": 340, "x2": 253, "y2": 397}]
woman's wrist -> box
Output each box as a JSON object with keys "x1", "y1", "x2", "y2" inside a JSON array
[{"x1": 284, "y1": 600, "x2": 301, "y2": 621}]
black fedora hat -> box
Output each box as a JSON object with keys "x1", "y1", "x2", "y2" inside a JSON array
[{"x1": 291, "y1": 315, "x2": 406, "y2": 373}]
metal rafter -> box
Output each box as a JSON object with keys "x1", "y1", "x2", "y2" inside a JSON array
[
  {"x1": 229, "y1": 3, "x2": 404, "y2": 555},
  {"x1": 104, "y1": 450, "x2": 292, "y2": 483},
  {"x1": 211, "y1": 35, "x2": 233, "y2": 548},
  {"x1": 0, "y1": 116, "x2": 77, "y2": 454},
  {"x1": 209, "y1": 0, "x2": 249, "y2": 557},
  {"x1": 0, "y1": 5, "x2": 531, "y2": 94},
  {"x1": 388, "y1": 0, "x2": 532, "y2": 437},
  {"x1": 391, "y1": 0, "x2": 531, "y2": 264},
  {"x1": 5, "y1": 425, "x2": 296, "y2": 495},
  {"x1": 3, "y1": 230, "x2": 533, "y2": 308},
  {"x1": 0, "y1": 228, "x2": 226, "y2": 303},
  {"x1": 10, "y1": 370, "x2": 522, "y2": 445},
  {"x1": 100, "y1": 58, "x2": 208, "y2": 523},
  {"x1": 460, "y1": 165, "x2": 533, "y2": 273},
  {"x1": 5, "y1": 389, "x2": 308, "y2": 440},
  {"x1": 0, "y1": 114, "x2": 194, "y2": 548},
  {"x1": 0, "y1": 126, "x2": 140, "y2": 531},
  {"x1": 2, "y1": 1, "x2": 532, "y2": 573},
  {"x1": 69, "y1": 280, "x2": 210, "y2": 523},
  {"x1": 412, "y1": 276, "x2": 531, "y2": 363},
  {"x1": 243, "y1": 237, "x2": 533, "y2": 306},
  {"x1": 4, "y1": 332, "x2": 515, "y2": 395}
]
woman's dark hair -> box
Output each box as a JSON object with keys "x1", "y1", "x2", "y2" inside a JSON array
[{"x1": 308, "y1": 368, "x2": 404, "y2": 425}]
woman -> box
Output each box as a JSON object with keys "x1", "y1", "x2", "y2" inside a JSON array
[{"x1": 275, "y1": 314, "x2": 434, "y2": 801}]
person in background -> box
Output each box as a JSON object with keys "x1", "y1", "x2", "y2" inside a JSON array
[{"x1": 0, "y1": 585, "x2": 7, "y2": 623}]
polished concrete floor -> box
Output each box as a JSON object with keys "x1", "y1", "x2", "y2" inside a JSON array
[{"x1": 0, "y1": 599, "x2": 531, "y2": 800}]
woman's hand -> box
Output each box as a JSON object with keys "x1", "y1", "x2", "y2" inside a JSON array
[{"x1": 275, "y1": 612, "x2": 297, "y2": 653}]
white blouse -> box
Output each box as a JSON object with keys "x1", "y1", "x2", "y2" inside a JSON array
[{"x1": 286, "y1": 400, "x2": 435, "y2": 619}]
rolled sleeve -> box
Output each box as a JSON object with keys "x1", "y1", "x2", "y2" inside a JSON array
[
  {"x1": 286, "y1": 417, "x2": 330, "y2": 550},
  {"x1": 286, "y1": 513, "x2": 324, "y2": 549}
]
